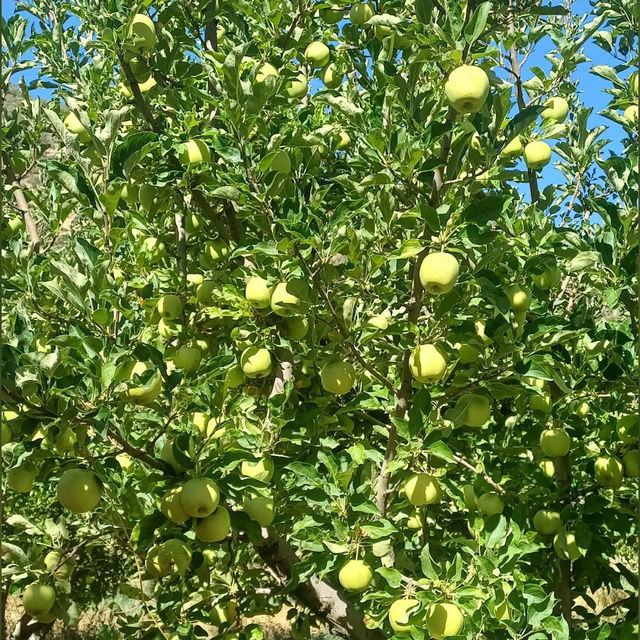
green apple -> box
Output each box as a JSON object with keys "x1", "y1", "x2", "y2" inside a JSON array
[
  {"x1": 141, "y1": 236, "x2": 166, "y2": 262},
  {"x1": 523, "y1": 141, "x2": 552, "y2": 170},
  {"x1": 530, "y1": 392, "x2": 552, "y2": 413},
  {"x1": 541, "y1": 97, "x2": 569, "y2": 122},
  {"x1": 419, "y1": 252, "x2": 460, "y2": 294},
  {"x1": 407, "y1": 509, "x2": 423, "y2": 529},
  {"x1": 243, "y1": 494, "x2": 274, "y2": 526},
  {"x1": 158, "y1": 538, "x2": 192, "y2": 575},
  {"x1": 540, "y1": 428, "x2": 570, "y2": 457},
  {"x1": 623, "y1": 449, "x2": 639, "y2": 477},
  {"x1": 159, "y1": 440, "x2": 187, "y2": 472},
  {"x1": 201, "y1": 239, "x2": 230, "y2": 267},
  {"x1": 119, "y1": 74, "x2": 156, "y2": 97},
  {"x1": 367, "y1": 314, "x2": 389, "y2": 330},
  {"x1": 283, "y1": 316, "x2": 309, "y2": 340},
  {"x1": 256, "y1": 62, "x2": 279, "y2": 83},
  {"x1": 1, "y1": 422, "x2": 12, "y2": 445},
  {"x1": 305, "y1": 41, "x2": 330, "y2": 68},
  {"x1": 185, "y1": 212, "x2": 204, "y2": 235},
  {"x1": 22, "y1": 583, "x2": 56, "y2": 617},
  {"x1": 630, "y1": 72, "x2": 639, "y2": 95},
  {"x1": 210, "y1": 600, "x2": 238, "y2": 626},
  {"x1": 129, "y1": 13, "x2": 156, "y2": 51},
  {"x1": 157, "y1": 294, "x2": 182, "y2": 320},
  {"x1": 594, "y1": 455, "x2": 624, "y2": 487},
  {"x1": 445, "y1": 65, "x2": 490, "y2": 113},
  {"x1": 477, "y1": 492, "x2": 504, "y2": 516},
  {"x1": 502, "y1": 135, "x2": 522, "y2": 158},
  {"x1": 63, "y1": 112, "x2": 91, "y2": 143},
  {"x1": 57, "y1": 469, "x2": 101, "y2": 512},
  {"x1": 553, "y1": 530, "x2": 583, "y2": 561},
  {"x1": 624, "y1": 105, "x2": 638, "y2": 123},
  {"x1": 533, "y1": 267, "x2": 561, "y2": 290},
  {"x1": 388, "y1": 598, "x2": 419, "y2": 633},
  {"x1": 617, "y1": 414, "x2": 639, "y2": 444},
  {"x1": 426, "y1": 603, "x2": 464, "y2": 639},
  {"x1": 194, "y1": 506, "x2": 231, "y2": 542},
  {"x1": 505, "y1": 284, "x2": 531, "y2": 311},
  {"x1": 375, "y1": 24, "x2": 394, "y2": 39},
  {"x1": 179, "y1": 139, "x2": 211, "y2": 165},
  {"x1": 120, "y1": 182, "x2": 139, "y2": 205},
  {"x1": 533, "y1": 509, "x2": 563, "y2": 535},
  {"x1": 321, "y1": 63, "x2": 343, "y2": 89},
  {"x1": 244, "y1": 276, "x2": 271, "y2": 309},
  {"x1": 121, "y1": 361, "x2": 162, "y2": 404},
  {"x1": 129, "y1": 58, "x2": 152, "y2": 82},
  {"x1": 5, "y1": 215, "x2": 25, "y2": 236},
  {"x1": 8, "y1": 464, "x2": 37, "y2": 492},
  {"x1": 270, "y1": 281, "x2": 305, "y2": 316},
  {"x1": 539, "y1": 458, "x2": 555, "y2": 478},
  {"x1": 227, "y1": 364, "x2": 247, "y2": 388},
  {"x1": 320, "y1": 361, "x2": 356, "y2": 395},
  {"x1": 116, "y1": 453, "x2": 133, "y2": 470},
  {"x1": 145, "y1": 545, "x2": 170, "y2": 577},
  {"x1": 44, "y1": 550, "x2": 75, "y2": 580},
  {"x1": 457, "y1": 393, "x2": 491, "y2": 427},
  {"x1": 180, "y1": 477, "x2": 219, "y2": 518},
  {"x1": 404, "y1": 473, "x2": 442, "y2": 506},
  {"x1": 241, "y1": 456, "x2": 275, "y2": 482},
  {"x1": 350, "y1": 2, "x2": 375, "y2": 25},
  {"x1": 285, "y1": 74, "x2": 308, "y2": 99},
  {"x1": 241, "y1": 346, "x2": 273, "y2": 378},
  {"x1": 338, "y1": 559, "x2": 372, "y2": 592},
  {"x1": 172, "y1": 346, "x2": 201, "y2": 372},
  {"x1": 574, "y1": 401, "x2": 590, "y2": 417},
  {"x1": 158, "y1": 318, "x2": 182, "y2": 339},
  {"x1": 33, "y1": 609, "x2": 58, "y2": 624},
  {"x1": 462, "y1": 484, "x2": 477, "y2": 510},
  {"x1": 193, "y1": 334, "x2": 215, "y2": 355},
  {"x1": 196, "y1": 280, "x2": 216, "y2": 305},
  {"x1": 320, "y1": 6, "x2": 344, "y2": 23},
  {"x1": 54, "y1": 426, "x2": 76, "y2": 453},
  {"x1": 337, "y1": 130, "x2": 351, "y2": 149},
  {"x1": 455, "y1": 342, "x2": 481, "y2": 364},
  {"x1": 409, "y1": 344, "x2": 447, "y2": 383},
  {"x1": 161, "y1": 486, "x2": 189, "y2": 524}
]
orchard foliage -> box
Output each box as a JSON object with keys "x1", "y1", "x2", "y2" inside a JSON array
[{"x1": 1, "y1": 0, "x2": 638, "y2": 639}]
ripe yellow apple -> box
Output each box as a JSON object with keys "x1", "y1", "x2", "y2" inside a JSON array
[
  {"x1": 22, "y1": 583, "x2": 56, "y2": 617},
  {"x1": 63, "y1": 112, "x2": 91, "y2": 143},
  {"x1": 129, "y1": 13, "x2": 156, "y2": 51},
  {"x1": 477, "y1": 492, "x2": 504, "y2": 516},
  {"x1": 533, "y1": 267, "x2": 561, "y2": 290},
  {"x1": 539, "y1": 458, "x2": 555, "y2": 478},
  {"x1": 157, "y1": 294, "x2": 182, "y2": 320},
  {"x1": 157, "y1": 539, "x2": 192, "y2": 575},
  {"x1": 8, "y1": 465, "x2": 37, "y2": 492},
  {"x1": 540, "y1": 428, "x2": 570, "y2": 457},
  {"x1": 367, "y1": 314, "x2": 389, "y2": 330},
  {"x1": 350, "y1": 2, "x2": 375, "y2": 25},
  {"x1": 241, "y1": 456, "x2": 275, "y2": 482},
  {"x1": 270, "y1": 281, "x2": 305, "y2": 316},
  {"x1": 244, "y1": 276, "x2": 271, "y2": 309},
  {"x1": 505, "y1": 284, "x2": 531, "y2": 311},
  {"x1": 201, "y1": 239, "x2": 230, "y2": 267},
  {"x1": 270, "y1": 150, "x2": 291, "y2": 174},
  {"x1": 210, "y1": 599, "x2": 237, "y2": 625},
  {"x1": 533, "y1": 509, "x2": 563, "y2": 535},
  {"x1": 445, "y1": 65, "x2": 490, "y2": 113},
  {"x1": 179, "y1": 139, "x2": 211, "y2": 165},
  {"x1": 44, "y1": 550, "x2": 75, "y2": 580},
  {"x1": 462, "y1": 484, "x2": 477, "y2": 510},
  {"x1": 241, "y1": 347, "x2": 273, "y2": 378},
  {"x1": 617, "y1": 414, "x2": 638, "y2": 444},
  {"x1": 322, "y1": 63, "x2": 343, "y2": 89},
  {"x1": 594, "y1": 455, "x2": 624, "y2": 487},
  {"x1": 172, "y1": 346, "x2": 202, "y2": 372},
  {"x1": 256, "y1": 62, "x2": 278, "y2": 83},
  {"x1": 161, "y1": 486, "x2": 189, "y2": 524},
  {"x1": 180, "y1": 477, "x2": 219, "y2": 518},
  {"x1": 409, "y1": 344, "x2": 446, "y2": 383},
  {"x1": 320, "y1": 5, "x2": 344, "y2": 23},
  {"x1": 388, "y1": 598, "x2": 419, "y2": 633},
  {"x1": 553, "y1": 530, "x2": 582, "y2": 561},
  {"x1": 320, "y1": 361, "x2": 356, "y2": 395},
  {"x1": 523, "y1": 141, "x2": 552, "y2": 170},
  {"x1": 458, "y1": 394, "x2": 491, "y2": 427},
  {"x1": 283, "y1": 316, "x2": 309, "y2": 340},
  {"x1": 305, "y1": 42, "x2": 330, "y2": 68},
  {"x1": 57, "y1": 469, "x2": 101, "y2": 512},
  {"x1": 122, "y1": 361, "x2": 162, "y2": 404},
  {"x1": 419, "y1": 252, "x2": 460, "y2": 295},
  {"x1": 426, "y1": 603, "x2": 464, "y2": 639},
  {"x1": 623, "y1": 449, "x2": 639, "y2": 477},
  {"x1": 502, "y1": 135, "x2": 522, "y2": 158},
  {"x1": 337, "y1": 130, "x2": 351, "y2": 149},
  {"x1": 404, "y1": 473, "x2": 442, "y2": 506},
  {"x1": 338, "y1": 559, "x2": 372, "y2": 592},
  {"x1": 243, "y1": 494, "x2": 274, "y2": 526},
  {"x1": 194, "y1": 506, "x2": 231, "y2": 542},
  {"x1": 285, "y1": 74, "x2": 308, "y2": 99},
  {"x1": 541, "y1": 97, "x2": 569, "y2": 122},
  {"x1": 624, "y1": 105, "x2": 638, "y2": 123}
]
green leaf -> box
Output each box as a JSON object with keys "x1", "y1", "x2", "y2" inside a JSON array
[
  {"x1": 111, "y1": 132, "x2": 157, "y2": 179},
  {"x1": 420, "y1": 544, "x2": 440, "y2": 579},
  {"x1": 464, "y1": 2, "x2": 491, "y2": 44},
  {"x1": 427, "y1": 440, "x2": 454, "y2": 463}
]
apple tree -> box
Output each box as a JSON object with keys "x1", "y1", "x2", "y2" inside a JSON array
[{"x1": 1, "y1": 0, "x2": 638, "y2": 639}]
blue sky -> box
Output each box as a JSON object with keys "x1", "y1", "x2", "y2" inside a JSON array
[{"x1": 3, "y1": 0, "x2": 627, "y2": 204}]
